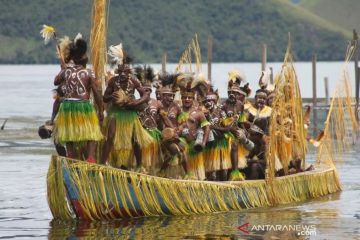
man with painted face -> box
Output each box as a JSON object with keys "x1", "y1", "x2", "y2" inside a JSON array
[
  {"x1": 101, "y1": 46, "x2": 153, "y2": 171},
  {"x1": 221, "y1": 71, "x2": 254, "y2": 180},
  {"x1": 135, "y1": 65, "x2": 164, "y2": 173},
  {"x1": 202, "y1": 87, "x2": 233, "y2": 181},
  {"x1": 156, "y1": 73, "x2": 191, "y2": 178},
  {"x1": 176, "y1": 73, "x2": 210, "y2": 180},
  {"x1": 247, "y1": 89, "x2": 272, "y2": 135}
]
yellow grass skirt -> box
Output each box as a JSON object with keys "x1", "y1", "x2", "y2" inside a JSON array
[
  {"x1": 180, "y1": 138, "x2": 205, "y2": 180},
  {"x1": 204, "y1": 134, "x2": 232, "y2": 172},
  {"x1": 105, "y1": 106, "x2": 153, "y2": 168},
  {"x1": 53, "y1": 100, "x2": 103, "y2": 144}
]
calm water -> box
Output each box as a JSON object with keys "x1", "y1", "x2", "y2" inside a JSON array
[{"x1": 0, "y1": 64, "x2": 359, "y2": 239}]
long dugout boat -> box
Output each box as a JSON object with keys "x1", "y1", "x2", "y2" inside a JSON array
[{"x1": 47, "y1": 155, "x2": 340, "y2": 221}]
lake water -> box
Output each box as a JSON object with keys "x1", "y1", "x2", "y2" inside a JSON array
[{"x1": 0, "y1": 64, "x2": 359, "y2": 239}]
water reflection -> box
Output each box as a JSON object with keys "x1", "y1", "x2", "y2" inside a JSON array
[{"x1": 48, "y1": 193, "x2": 342, "y2": 240}]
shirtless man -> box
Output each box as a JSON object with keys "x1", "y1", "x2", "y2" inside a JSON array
[
  {"x1": 221, "y1": 87, "x2": 254, "y2": 180},
  {"x1": 245, "y1": 89, "x2": 272, "y2": 179},
  {"x1": 178, "y1": 88, "x2": 210, "y2": 180},
  {"x1": 139, "y1": 80, "x2": 162, "y2": 174},
  {"x1": 203, "y1": 87, "x2": 233, "y2": 181},
  {"x1": 101, "y1": 64, "x2": 153, "y2": 170},
  {"x1": 53, "y1": 35, "x2": 103, "y2": 163},
  {"x1": 156, "y1": 73, "x2": 191, "y2": 178}
]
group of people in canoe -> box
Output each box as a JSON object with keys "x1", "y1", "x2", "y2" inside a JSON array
[{"x1": 39, "y1": 33, "x2": 312, "y2": 181}]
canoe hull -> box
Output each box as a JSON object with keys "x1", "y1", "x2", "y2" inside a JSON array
[{"x1": 47, "y1": 155, "x2": 341, "y2": 221}]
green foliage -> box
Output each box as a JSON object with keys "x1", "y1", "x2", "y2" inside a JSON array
[
  {"x1": 0, "y1": 0, "x2": 351, "y2": 64},
  {"x1": 300, "y1": 0, "x2": 360, "y2": 33}
]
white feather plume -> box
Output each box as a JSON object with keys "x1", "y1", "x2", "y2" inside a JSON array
[
  {"x1": 259, "y1": 68, "x2": 271, "y2": 88},
  {"x1": 108, "y1": 43, "x2": 124, "y2": 65},
  {"x1": 74, "y1": 33, "x2": 83, "y2": 44}
]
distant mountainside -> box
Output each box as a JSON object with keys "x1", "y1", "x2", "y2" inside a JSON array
[
  {"x1": 0, "y1": 0, "x2": 352, "y2": 64},
  {"x1": 299, "y1": 0, "x2": 359, "y2": 33}
]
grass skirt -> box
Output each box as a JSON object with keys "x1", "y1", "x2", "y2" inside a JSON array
[
  {"x1": 180, "y1": 138, "x2": 206, "y2": 180},
  {"x1": 238, "y1": 145, "x2": 249, "y2": 169},
  {"x1": 142, "y1": 128, "x2": 163, "y2": 171},
  {"x1": 204, "y1": 134, "x2": 232, "y2": 172},
  {"x1": 53, "y1": 100, "x2": 103, "y2": 144},
  {"x1": 106, "y1": 106, "x2": 153, "y2": 168}
]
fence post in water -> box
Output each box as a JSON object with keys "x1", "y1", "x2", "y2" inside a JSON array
[
  {"x1": 207, "y1": 35, "x2": 213, "y2": 82},
  {"x1": 161, "y1": 53, "x2": 167, "y2": 74},
  {"x1": 312, "y1": 54, "x2": 318, "y2": 136},
  {"x1": 324, "y1": 77, "x2": 330, "y2": 105},
  {"x1": 353, "y1": 29, "x2": 359, "y2": 121},
  {"x1": 261, "y1": 44, "x2": 267, "y2": 71}
]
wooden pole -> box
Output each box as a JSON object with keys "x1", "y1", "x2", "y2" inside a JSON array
[
  {"x1": 261, "y1": 44, "x2": 267, "y2": 71},
  {"x1": 353, "y1": 29, "x2": 359, "y2": 121},
  {"x1": 324, "y1": 77, "x2": 330, "y2": 105},
  {"x1": 270, "y1": 67, "x2": 274, "y2": 84},
  {"x1": 161, "y1": 53, "x2": 167, "y2": 74},
  {"x1": 207, "y1": 35, "x2": 213, "y2": 82},
  {"x1": 312, "y1": 54, "x2": 318, "y2": 136}
]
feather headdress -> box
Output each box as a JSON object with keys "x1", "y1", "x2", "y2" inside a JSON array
[
  {"x1": 58, "y1": 36, "x2": 72, "y2": 63},
  {"x1": 69, "y1": 33, "x2": 87, "y2": 61},
  {"x1": 228, "y1": 70, "x2": 244, "y2": 93},
  {"x1": 108, "y1": 43, "x2": 124, "y2": 65},
  {"x1": 134, "y1": 65, "x2": 155, "y2": 88}
]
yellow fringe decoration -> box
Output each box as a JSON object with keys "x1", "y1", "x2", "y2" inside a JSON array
[
  {"x1": 90, "y1": 0, "x2": 108, "y2": 91},
  {"x1": 176, "y1": 33, "x2": 202, "y2": 74},
  {"x1": 317, "y1": 43, "x2": 359, "y2": 166},
  {"x1": 267, "y1": 34, "x2": 307, "y2": 179},
  {"x1": 47, "y1": 156, "x2": 73, "y2": 220},
  {"x1": 47, "y1": 156, "x2": 341, "y2": 220}
]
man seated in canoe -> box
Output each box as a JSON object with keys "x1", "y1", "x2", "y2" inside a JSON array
[
  {"x1": 135, "y1": 65, "x2": 164, "y2": 174},
  {"x1": 52, "y1": 33, "x2": 104, "y2": 163},
  {"x1": 156, "y1": 72, "x2": 192, "y2": 179},
  {"x1": 101, "y1": 44, "x2": 153, "y2": 171}
]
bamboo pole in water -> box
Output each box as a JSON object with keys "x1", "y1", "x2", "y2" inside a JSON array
[
  {"x1": 312, "y1": 54, "x2": 318, "y2": 136},
  {"x1": 162, "y1": 53, "x2": 167, "y2": 74},
  {"x1": 261, "y1": 44, "x2": 267, "y2": 71},
  {"x1": 324, "y1": 77, "x2": 330, "y2": 105},
  {"x1": 207, "y1": 35, "x2": 213, "y2": 82}
]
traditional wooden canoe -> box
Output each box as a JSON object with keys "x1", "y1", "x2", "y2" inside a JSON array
[{"x1": 47, "y1": 155, "x2": 341, "y2": 221}]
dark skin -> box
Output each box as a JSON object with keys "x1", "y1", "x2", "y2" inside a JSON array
[
  {"x1": 220, "y1": 91, "x2": 249, "y2": 179},
  {"x1": 101, "y1": 73, "x2": 150, "y2": 166},
  {"x1": 204, "y1": 97, "x2": 235, "y2": 181},
  {"x1": 180, "y1": 95, "x2": 210, "y2": 147},
  {"x1": 247, "y1": 131, "x2": 266, "y2": 179},
  {"x1": 158, "y1": 92, "x2": 190, "y2": 175},
  {"x1": 53, "y1": 59, "x2": 104, "y2": 161},
  {"x1": 159, "y1": 92, "x2": 182, "y2": 129}
]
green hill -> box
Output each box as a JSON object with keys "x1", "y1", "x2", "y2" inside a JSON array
[
  {"x1": 299, "y1": 0, "x2": 360, "y2": 33},
  {"x1": 0, "y1": 0, "x2": 352, "y2": 64}
]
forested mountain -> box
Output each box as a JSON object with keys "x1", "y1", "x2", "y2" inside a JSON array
[
  {"x1": 0, "y1": 0, "x2": 352, "y2": 64},
  {"x1": 300, "y1": 0, "x2": 359, "y2": 33}
]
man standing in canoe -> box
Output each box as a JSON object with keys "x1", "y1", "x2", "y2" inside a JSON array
[
  {"x1": 53, "y1": 33, "x2": 104, "y2": 163},
  {"x1": 101, "y1": 44, "x2": 153, "y2": 171},
  {"x1": 177, "y1": 73, "x2": 210, "y2": 180}
]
